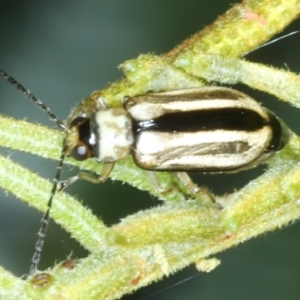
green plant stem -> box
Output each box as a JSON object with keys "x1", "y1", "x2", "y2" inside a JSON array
[
  {"x1": 1, "y1": 0, "x2": 300, "y2": 299},
  {"x1": 168, "y1": 0, "x2": 300, "y2": 57}
]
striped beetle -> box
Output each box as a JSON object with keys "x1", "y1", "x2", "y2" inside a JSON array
[
  {"x1": 0, "y1": 70, "x2": 290, "y2": 274},
  {"x1": 67, "y1": 87, "x2": 289, "y2": 174}
]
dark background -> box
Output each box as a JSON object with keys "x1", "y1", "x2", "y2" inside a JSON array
[{"x1": 0, "y1": 1, "x2": 300, "y2": 299}]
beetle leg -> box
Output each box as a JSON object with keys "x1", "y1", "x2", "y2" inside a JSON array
[
  {"x1": 175, "y1": 172, "x2": 200, "y2": 194},
  {"x1": 58, "y1": 162, "x2": 115, "y2": 191},
  {"x1": 147, "y1": 171, "x2": 215, "y2": 203},
  {"x1": 147, "y1": 171, "x2": 168, "y2": 194},
  {"x1": 175, "y1": 172, "x2": 215, "y2": 203}
]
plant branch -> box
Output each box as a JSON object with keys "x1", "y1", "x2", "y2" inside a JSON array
[{"x1": 0, "y1": 0, "x2": 300, "y2": 299}]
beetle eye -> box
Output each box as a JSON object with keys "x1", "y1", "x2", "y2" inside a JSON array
[{"x1": 71, "y1": 144, "x2": 90, "y2": 161}]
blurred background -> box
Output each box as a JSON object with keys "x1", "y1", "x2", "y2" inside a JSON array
[{"x1": 0, "y1": 1, "x2": 300, "y2": 299}]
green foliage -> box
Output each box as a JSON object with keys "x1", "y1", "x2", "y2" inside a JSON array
[{"x1": 1, "y1": 0, "x2": 300, "y2": 299}]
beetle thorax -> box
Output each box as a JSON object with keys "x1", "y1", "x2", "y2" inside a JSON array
[{"x1": 91, "y1": 108, "x2": 134, "y2": 163}]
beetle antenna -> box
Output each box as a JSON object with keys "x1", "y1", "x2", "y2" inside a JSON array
[
  {"x1": 0, "y1": 69, "x2": 66, "y2": 130},
  {"x1": 29, "y1": 145, "x2": 67, "y2": 275},
  {"x1": 0, "y1": 69, "x2": 69, "y2": 274}
]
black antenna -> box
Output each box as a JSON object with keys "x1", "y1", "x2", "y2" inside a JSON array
[
  {"x1": 0, "y1": 70, "x2": 66, "y2": 130},
  {"x1": 0, "y1": 69, "x2": 67, "y2": 274},
  {"x1": 29, "y1": 146, "x2": 67, "y2": 275}
]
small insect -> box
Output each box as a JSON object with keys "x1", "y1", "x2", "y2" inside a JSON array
[{"x1": 0, "y1": 70, "x2": 290, "y2": 275}]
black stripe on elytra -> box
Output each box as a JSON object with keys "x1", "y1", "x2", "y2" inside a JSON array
[
  {"x1": 265, "y1": 111, "x2": 290, "y2": 152},
  {"x1": 134, "y1": 107, "x2": 268, "y2": 133}
]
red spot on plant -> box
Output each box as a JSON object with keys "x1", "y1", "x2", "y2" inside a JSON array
[{"x1": 242, "y1": 11, "x2": 268, "y2": 26}]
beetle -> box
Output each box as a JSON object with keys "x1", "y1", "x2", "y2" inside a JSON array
[
  {"x1": 68, "y1": 87, "x2": 289, "y2": 174},
  {"x1": 0, "y1": 70, "x2": 290, "y2": 274}
]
